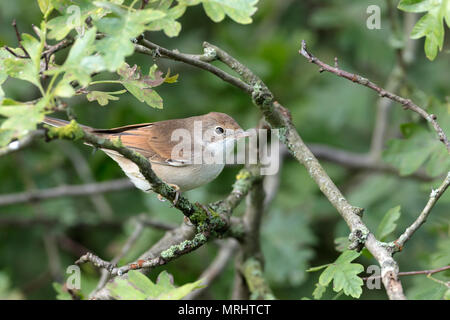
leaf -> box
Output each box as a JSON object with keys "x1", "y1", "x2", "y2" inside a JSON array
[
  {"x1": 334, "y1": 237, "x2": 350, "y2": 252},
  {"x1": 47, "y1": 28, "x2": 105, "y2": 89},
  {"x1": 0, "y1": 97, "x2": 49, "y2": 146},
  {"x1": 117, "y1": 63, "x2": 175, "y2": 108},
  {"x1": 317, "y1": 250, "x2": 364, "y2": 299},
  {"x1": 146, "y1": 4, "x2": 187, "y2": 37},
  {"x1": 383, "y1": 120, "x2": 450, "y2": 177},
  {"x1": 376, "y1": 205, "x2": 401, "y2": 241},
  {"x1": 180, "y1": 0, "x2": 259, "y2": 24},
  {"x1": 93, "y1": 2, "x2": 166, "y2": 71},
  {"x1": 312, "y1": 283, "x2": 327, "y2": 300},
  {"x1": 105, "y1": 270, "x2": 204, "y2": 300},
  {"x1": 37, "y1": 0, "x2": 53, "y2": 15},
  {"x1": 52, "y1": 282, "x2": 72, "y2": 300},
  {"x1": 47, "y1": 0, "x2": 102, "y2": 40},
  {"x1": 398, "y1": 0, "x2": 434, "y2": 13},
  {"x1": 3, "y1": 34, "x2": 43, "y2": 90},
  {"x1": 399, "y1": 0, "x2": 448, "y2": 60},
  {"x1": 86, "y1": 90, "x2": 125, "y2": 106}
]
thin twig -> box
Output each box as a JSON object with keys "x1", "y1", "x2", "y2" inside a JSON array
[
  {"x1": 362, "y1": 265, "x2": 450, "y2": 281},
  {"x1": 12, "y1": 19, "x2": 30, "y2": 58},
  {"x1": 394, "y1": 172, "x2": 450, "y2": 251},
  {"x1": 0, "y1": 179, "x2": 133, "y2": 207},
  {"x1": 299, "y1": 40, "x2": 450, "y2": 153}
]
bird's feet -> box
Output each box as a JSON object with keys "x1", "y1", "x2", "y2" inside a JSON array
[{"x1": 157, "y1": 184, "x2": 181, "y2": 207}]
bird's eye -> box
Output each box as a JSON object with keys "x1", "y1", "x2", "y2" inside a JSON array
[{"x1": 215, "y1": 126, "x2": 225, "y2": 135}]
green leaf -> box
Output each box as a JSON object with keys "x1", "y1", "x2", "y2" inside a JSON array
[
  {"x1": 37, "y1": 0, "x2": 53, "y2": 15},
  {"x1": 317, "y1": 250, "x2": 363, "y2": 299},
  {"x1": 47, "y1": 0, "x2": 102, "y2": 40},
  {"x1": 2, "y1": 34, "x2": 43, "y2": 90},
  {"x1": 400, "y1": 0, "x2": 448, "y2": 60},
  {"x1": 93, "y1": 2, "x2": 166, "y2": 71},
  {"x1": 334, "y1": 237, "x2": 350, "y2": 252},
  {"x1": 105, "y1": 270, "x2": 204, "y2": 300},
  {"x1": 146, "y1": 4, "x2": 186, "y2": 37},
  {"x1": 54, "y1": 81, "x2": 75, "y2": 98},
  {"x1": 47, "y1": 28, "x2": 105, "y2": 88},
  {"x1": 312, "y1": 283, "x2": 327, "y2": 300},
  {"x1": 117, "y1": 63, "x2": 174, "y2": 108},
  {"x1": 376, "y1": 205, "x2": 401, "y2": 241},
  {"x1": 398, "y1": 0, "x2": 433, "y2": 13},
  {"x1": 0, "y1": 97, "x2": 49, "y2": 146},
  {"x1": 52, "y1": 282, "x2": 71, "y2": 300},
  {"x1": 180, "y1": 0, "x2": 259, "y2": 24},
  {"x1": 383, "y1": 120, "x2": 450, "y2": 177},
  {"x1": 86, "y1": 90, "x2": 125, "y2": 106}
]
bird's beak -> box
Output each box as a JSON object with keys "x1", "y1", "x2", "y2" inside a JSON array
[{"x1": 232, "y1": 129, "x2": 251, "y2": 139}]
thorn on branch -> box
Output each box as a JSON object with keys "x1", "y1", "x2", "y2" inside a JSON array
[
  {"x1": 4, "y1": 46, "x2": 28, "y2": 59},
  {"x1": 11, "y1": 20, "x2": 30, "y2": 58}
]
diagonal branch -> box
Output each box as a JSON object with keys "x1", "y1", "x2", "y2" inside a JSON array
[
  {"x1": 299, "y1": 40, "x2": 450, "y2": 153},
  {"x1": 394, "y1": 172, "x2": 450, "y2": 251},
  {"x1": 136, "y1": 39, "x2": 407, "y2": 299}
]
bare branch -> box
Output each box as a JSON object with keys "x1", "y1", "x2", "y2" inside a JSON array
[
  {"x1": 241, "y1": 258, "x2": 275, "y2": 300},
  {"x1": 395, "y1": 172, "x2": 450, "y2": 251},
  {"x1": 299, "y1": 40, "x2": 450, "y2": 153},
  {"x1": 362, "y1": 265, "x2": 450, "y2": 281},
  {"x1": 0, "y1": 179, "x2": 133, "y2": 207}
]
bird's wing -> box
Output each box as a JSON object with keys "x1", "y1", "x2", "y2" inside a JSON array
[{"x1": 93, "y1": 122, "x2": 194, "y2": 166}]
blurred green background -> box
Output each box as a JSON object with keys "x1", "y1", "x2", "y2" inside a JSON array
[{"x1": 0, "y1": 0, "x2": 449, "y2": 299}]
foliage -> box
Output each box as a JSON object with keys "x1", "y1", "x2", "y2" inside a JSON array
[
  {"x1": 104, "y1": 270, "x2": 204, "y2": 300},
  {"x1": 398, "y1": 0, "x2": 450, "y2": 60},
  {"x1": 0, "y1": 0, "x2": 448, "y2": 301},
  {"x1": 0, "y1": 0, "x2": 258, "y2": 147},
  {"x1": 376, "y1": 205, "x2": 402, "y2": 241},
  {"x1": 308, "y1": 250, "x2": 364, "y2": 299}
]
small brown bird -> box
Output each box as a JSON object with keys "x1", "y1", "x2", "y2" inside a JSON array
[{"x1": 43, "y1": 112, "x2": 249, "y2": 200}]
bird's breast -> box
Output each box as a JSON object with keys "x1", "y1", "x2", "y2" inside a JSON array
[{"x1": 152, "y1": 163, "x2": 225, "y2": 191}]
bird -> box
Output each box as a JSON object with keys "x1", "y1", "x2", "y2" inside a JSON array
[{"x1": 43, "y1": 112, "x2": 249, "y2": 203}]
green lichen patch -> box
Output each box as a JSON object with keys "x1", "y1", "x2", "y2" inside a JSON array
[
  {"x1": 46, "y1": 120, "x2": 85, "y2": 141},
  {"x1": 160, "y1": 233, "x2": 208, "y2": 260}
]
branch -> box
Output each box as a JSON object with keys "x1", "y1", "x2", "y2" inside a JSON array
[
  {"x1": 299, "y1": 40, "x2": 450, "y2": 153},
  {"x1": 395, "y1": 172, "x2": 450, "y2": 251},
  {"x1": 241, "y1": 258, "x2": 275, "y2": 300},
  {"x1": 136, "y1": 39, "x2": 406, "y2": 299},
  {"x1": 362, "y1": 265, "x2": 450, "y2": 281},
  {"x1": 0, "y1": 178, "x2": 133, "y2": 207},
  {"x1": 136, "y1": 39, "x2": 253, "y2": 94}
]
